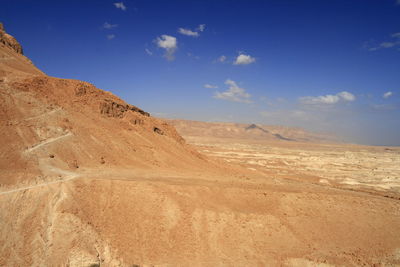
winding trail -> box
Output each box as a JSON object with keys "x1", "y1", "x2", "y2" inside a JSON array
[
  {"x1": 0, "y1": 131, "x2": 77, "y2": 196},
  {"x1": 25, "y1": 132, "x2": 72, "y2": 153},
  {"x1": 24, "y1": 107, "x2": 62, "y2": 122},
  {"x1": 0, "y1": 175, "x2": 79, "y2": 196}
]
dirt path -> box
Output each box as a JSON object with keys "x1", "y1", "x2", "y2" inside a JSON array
[
  {"x1": 0, "y1": 167, "x2": 79, "y2": 196},
  {"x1": 24, "y1": 107, "x2": 62, "y2": 122},
  {"x1": 25, "y1": 132, "x2": 73, "y2": 153},
  {"x1": 0, "y1": 176, "x2": 77, "y2": 196}
]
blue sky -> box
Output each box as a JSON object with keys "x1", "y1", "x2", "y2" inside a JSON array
[{"x1": 1, "y1": 0, "x2": 400, "y2": 145}]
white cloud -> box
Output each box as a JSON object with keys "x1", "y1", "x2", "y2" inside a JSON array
[
  {"x1": 337, "y1": 91, "x2": 356, "y2": 101},
  {"x1": 366, "y1": 32, "x2": 400, "y2": 51},
  {"x1": 216, "y1": 55, "x2": 226, "y2": 63},
  {"x1": 214, "y1": 79, "x2": 252, "y2": 103},
  {"x1": 103, "y1": 22, "x2": 118, "y2": 29},
  {"x1": 155, "y1": 35, "x2": 178, "y2": 60},
  {"x1": 380, "y1": 42, "x2": 396, "y2": 48},
  {"x1": 233, "y1": 53, "x2": 256, "y2": 65},
  {"x1": 204, "y1": 84, "x2": 218, "y2": 89},
  {"x1": 367, "y1": 46, "x2": 378, "y2": 51},
  {"x1": 300, "y1": 94, "x2": 340, "y2": 105},
  {"x1": 114, "y1": 2, "x2": 126, "y2": 10},
  {"x1": 197, "y1": 24, "x2": 206, "y2": 32},
  {"x1": 300, "y1": 91, "x2": 355, "y2": 105},
  {"x1": 178, "y1": 24, "x2": 205, "y2": 37},
  {"x1": 145, "y1": 48, "x2": 153, "y2": 56},
  {"x1": 178, "y1": 28, "x2": 199, "y2": 37},
  {"x1": 107, "y1": 34, "x2": 115, "y2": 40},
  {"x1": 383, "y1": 91, "x2": 393, "y2": 98},
  {"x1": 396, "y1": 0, "x2": 400, "y2": 5}
]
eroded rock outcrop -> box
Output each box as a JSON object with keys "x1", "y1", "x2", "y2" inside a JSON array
[
  {"x1": 0, "y1": 23, "x2": 23, "y2": 54},
  {"x1": 99, "y1": 99, "x2": 150, "y2": 118}
]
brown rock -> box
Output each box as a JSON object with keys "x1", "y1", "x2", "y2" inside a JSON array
[
  {"x1": 0, "y1": 23, "x2": 23, "y2": 54},
  {"x1": 99, "y1": 99, "x2": 150, "y2": 118},
  {"x1": 153, "y1": 127, "x2": 164, "y2": 135}
]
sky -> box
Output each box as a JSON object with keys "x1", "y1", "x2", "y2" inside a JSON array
[{"x1": 1, "y1": 0, "x2": 400, "y2": 145}]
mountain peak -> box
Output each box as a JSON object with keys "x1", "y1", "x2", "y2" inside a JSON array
[
  {"x1": 0, "y1": 22, "x2": 23, "y2": 54},
  {"x1": 245, "y1": 123, "x2": 269, "y2": 134},
  {"x1": 246, "y1": 123, "x2": 258, "y2": 129}
]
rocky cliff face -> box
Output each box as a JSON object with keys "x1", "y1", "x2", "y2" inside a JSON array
[{"x1": 0, "y1": 23, "x2": 23, "y2": 54}]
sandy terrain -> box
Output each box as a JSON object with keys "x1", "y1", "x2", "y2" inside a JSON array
[
  {"x1": 1, "y1": 23, "x2": 400, "y2": 266},
  {"x1": 183, "y1": 136, "x2": 400, "y2": 200}
]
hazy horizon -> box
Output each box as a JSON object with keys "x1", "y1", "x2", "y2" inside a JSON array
[{"x1": 1, "y1": 0, "x2": 399, "y2": 145}]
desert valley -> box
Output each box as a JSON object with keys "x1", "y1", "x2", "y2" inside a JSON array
[{"x1": 1, "y1": 13, "x2": 400, "y2": 267}]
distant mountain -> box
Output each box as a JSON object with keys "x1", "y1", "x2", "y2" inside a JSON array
[
  {"x1": 245, "y1": 123, "x2": 270, "y2": 133},
  {"x1": 167, "y1": 119, "x2": 338, "y2": 143}
]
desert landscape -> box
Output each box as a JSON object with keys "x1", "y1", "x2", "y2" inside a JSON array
[
  {"x1": 169, "y1": 120, "x2": 400, "y2": 200},
  {"x1": 1, "y1": 9, "x2": 400, "y2": 267}
]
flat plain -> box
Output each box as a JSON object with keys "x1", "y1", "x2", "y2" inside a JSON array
[{"x1": 185, "y1": 135, "x2": 400, "y2": 200}]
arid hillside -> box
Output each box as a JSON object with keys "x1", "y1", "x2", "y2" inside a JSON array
[
  {"x1": 0, "y1": 22, "x2": 221, "y2": 187},
  {"x1": 1, "y1": 23, "x2": 400, "y2": 267}
]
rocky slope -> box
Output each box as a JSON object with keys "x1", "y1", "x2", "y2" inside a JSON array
[{"x1": 0, "y1": 24, "x2": 216, "y2": 187}]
